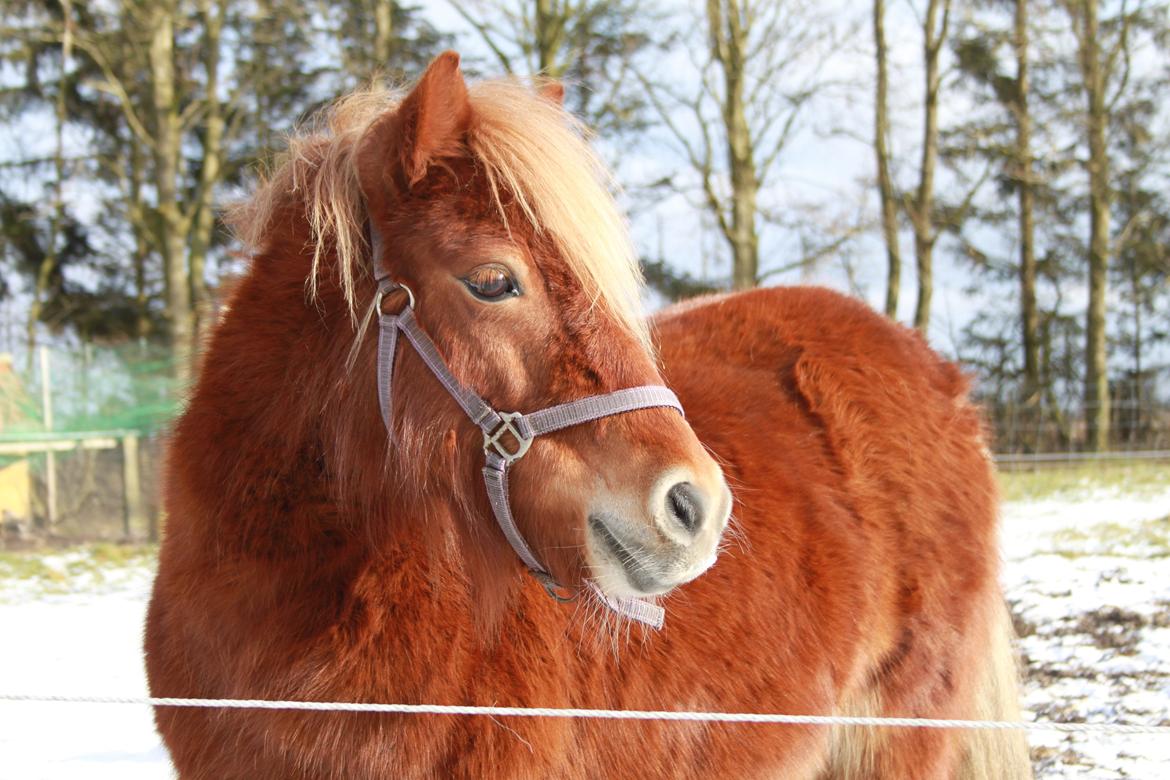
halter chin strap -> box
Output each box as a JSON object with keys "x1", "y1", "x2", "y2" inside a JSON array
[{"x1": 372, "y1": 275, "x2": 679, "y2": 630}]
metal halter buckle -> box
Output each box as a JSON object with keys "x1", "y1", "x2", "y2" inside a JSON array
[
  {"x1": 483, "y1": 412, "x2": 533, "y2": 464},
  {"x1": 532, "y1": 570, "x2": 577, "y2": 603}
]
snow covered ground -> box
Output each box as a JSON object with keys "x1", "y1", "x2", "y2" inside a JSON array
[
  {"x1": 1001, "y1": 483, "x2": 1170, "y2": 778},
  {"x1": 0, "y1": 552, "x2": 166, "y2": 779},
  {"x1": 0, "y1": 482, "x2": 1168, "y2": 779}
]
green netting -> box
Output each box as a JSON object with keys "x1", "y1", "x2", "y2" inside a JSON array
[{"x1": 0, "y1": 343, "x2": 181, "y2": 438}]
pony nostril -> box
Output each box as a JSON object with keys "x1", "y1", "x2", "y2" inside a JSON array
[{"x1": 666, "y1": 482, "x2": 703, "y2": 535}]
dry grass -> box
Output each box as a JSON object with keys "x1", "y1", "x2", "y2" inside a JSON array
[
  {"x1": 997, "y1": 459, "x2": 1170, "y2": 502},
  {"x1": 0, "y1": 543, "x2": 156, "y2": 596}
]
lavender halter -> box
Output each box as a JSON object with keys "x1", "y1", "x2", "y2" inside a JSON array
[{"x1": 370, "y1": 250, "x2": 681, "y2": 630}]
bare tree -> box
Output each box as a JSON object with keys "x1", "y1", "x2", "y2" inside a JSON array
[
  {"x1": 374, "y1": 0, "x2": 395, "y2": 64},
  {"x1": 451, "y1": 0, "x2": 579, "y2": 76},
  {"x1": 706, "y1": 0, "x2": 758, "y2": 289},
  {"x1": 642, "y1": 0, "x2": 844, "y2": 290},
  {"x1": 26, "y1": 0, "x2": 73, "y2": 361},
  {"x1": 146, "y1": 0, "x2": 196, "y2": 383},
  {"x1": 907, "y1": 0, "x2": 952, "y2": 333},
  {"x1": 66, "y1": 0, "x2": 306, "y2": 379},
  {"x1": 1057, "y1": 0, "x2": 1153, "y2": 450},
  {"x1": 450, "y1": 0, "x2": 654, "y2": 138},
  {"x1": 1014, "y1": 0, "x2": 1040, "y2": 405},
  {"x1": 62, "y1": 0, "x2": 199, "y2": 380},
  {"x1": 1063, "y1": 0, "x2": 1110, "y2": 450},
  {"x1": 187, "y1": 0, "x2": 225, "y2": 346},
  {"x1": 327, "y1": 0, "x2": 447, "y2": 85},
  {"x1": 873, "y1": 0, "x2": 902, "y2": 318}
]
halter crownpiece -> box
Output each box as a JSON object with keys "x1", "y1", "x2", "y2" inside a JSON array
[{"x1": 369, "y1": 234, "x2": 681, "y2": 630}]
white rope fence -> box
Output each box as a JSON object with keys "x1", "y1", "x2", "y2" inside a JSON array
[{"x1": 2, "y1": 693, "x2": 1168, "y2": 736}]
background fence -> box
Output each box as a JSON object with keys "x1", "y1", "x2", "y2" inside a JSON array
[
  {"x1": 0, "y1": 343, "x2": 176, "y2": 547},
  {"x1": 979, "y1": 393, "x2": 1170, "y2": 469},
  {"x1": 982, "y1": 399, "x2": 1165, "y2": 467}
]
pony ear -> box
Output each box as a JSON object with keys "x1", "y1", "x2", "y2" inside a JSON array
[
  {"x1": 537, "y1": 79, "x2": 565, "y2": 106},
  {"x1": 398, "y1": 51, "x2": 471, "y2": 186},
  {"x1": 357, "y1": 51, "x2": 472, "y2": 211}
]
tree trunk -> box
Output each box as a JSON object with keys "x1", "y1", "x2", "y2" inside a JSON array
[
  {"x1": 534, "y1": 0, "x2": 568, "y2": 76},
  {"x1": 188, "y1": 0, "x2": 225, "y2": 350},
  {"x1": 873, "y1": 0, "x2": 901, "y2": 318},
  {"x1": 1078, "y1": 0, "x2": 1110, "y2": 451},
  {"x1": 708, "y1": 0, "x2": 759, "y2": 290},
  {"x1": 1129, "y1": 243, "x2": 1142, "y2": 442},
  {"x1": 374, "y1": 0, "x2": 394, "y2": 65},
  {"x1": 533, "y1": 0, "x2": 568, "y2": 76},
  {"x1": 1015, "y1": 0, "x2": 1040, "y2": 404},
  {"x1": 28, "y1": 0, "x2": 73, "y2": 363},
  {"x1": 124, "y1": 128, "x2": 152, "y2": 341},
  {"x1": 911, "y1": 0, "x2": 949, "y2": 334},
  {"x1": 149, "y1": 1, "x2": 194, "y2": 385}
]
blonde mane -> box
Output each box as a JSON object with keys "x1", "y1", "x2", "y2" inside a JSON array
[{"x1": 229, "y1": 78, "x2": 650, "y2": 351}]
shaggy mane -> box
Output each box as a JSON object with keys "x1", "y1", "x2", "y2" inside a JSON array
[{"x1": 228, "y1": 78, "x2": 651, "y2": 350}]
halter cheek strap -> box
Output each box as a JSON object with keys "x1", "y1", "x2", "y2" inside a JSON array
[{"x1": 373, "y1": 276, "x2": 679, "y2": 630}]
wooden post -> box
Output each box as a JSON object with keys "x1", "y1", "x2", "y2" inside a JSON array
[
  {"x1": 39, "y1": 346, "x2": 57, "y2": 529},
  {"x1": 121, "y1": 434, "x2": 145, "y2": 540}
]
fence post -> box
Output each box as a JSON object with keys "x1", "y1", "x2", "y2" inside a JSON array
[
  {"x1": 121, "y1": 433, "x2": 144, "y2": 540},
  {"x1": 39, "y1": 346, "x2": 57, "y2": 529}
]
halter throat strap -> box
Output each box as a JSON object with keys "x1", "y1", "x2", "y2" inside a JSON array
[{"x1": 372, "y1": 275, "x2": 680, "y2": 630}]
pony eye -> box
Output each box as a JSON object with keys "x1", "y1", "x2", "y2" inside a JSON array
[{"x1": 462, "y1": 265, "x2": 520, "y2": 301}]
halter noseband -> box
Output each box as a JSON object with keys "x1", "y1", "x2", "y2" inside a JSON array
[{"x1": 370, "y1": 245, "x2": 679, "y2": 630}]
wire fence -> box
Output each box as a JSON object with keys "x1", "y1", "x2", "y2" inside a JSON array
[
  {"x1": 981, "y1": 397, "x2": 1170, "y2": 461},
  {"x1": 0, "y1": 344, "x2": 178, "y2": 436},
  {"x1": 2, "y1": 693, "x2": 1169, "y2": 737}
]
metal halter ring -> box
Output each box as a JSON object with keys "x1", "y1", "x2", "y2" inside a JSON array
[
  {"x1": 483, "y1": 412, "x2": 533, "y2": 464},
  {"x1": 376, "y1": 281, "x2": 416, "y2": 315}
]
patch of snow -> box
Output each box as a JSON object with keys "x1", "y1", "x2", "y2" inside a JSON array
[
  {"x1": 0, "y1": 567, "x2": 171, "y2": 779},
  {"x1": 1003, "y1": 484, "x2": 1170, "y2": 778}
]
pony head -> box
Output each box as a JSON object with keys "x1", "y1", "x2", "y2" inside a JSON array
[{"x1": 236, "y1": 52, "x2": 731, "y2": 610}]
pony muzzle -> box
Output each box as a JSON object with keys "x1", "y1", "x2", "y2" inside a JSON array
[{"x1": 586, "y1": 469, "x2": 731, "y2": 599}]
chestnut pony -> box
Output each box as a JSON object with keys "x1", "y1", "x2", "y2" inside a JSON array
[{"x1": 145, "y1": 52, "x2": 1030, "y2": 778}]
